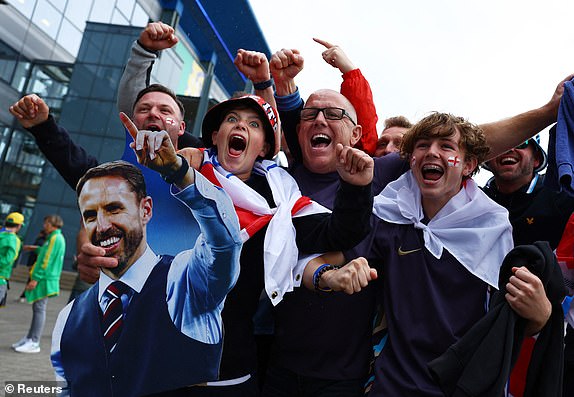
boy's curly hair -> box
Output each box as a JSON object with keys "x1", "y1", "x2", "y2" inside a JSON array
[{"x1": 400, "y1": 112, "x2": 490, "y2": 177}]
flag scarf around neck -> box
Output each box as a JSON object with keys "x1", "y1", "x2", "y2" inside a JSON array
[
  {"x1": 373, "y1": 171, "x2": 513, "y2": 288},
  {"x1": 200, "y1": 148, "x2": 330, "y2": 304}
]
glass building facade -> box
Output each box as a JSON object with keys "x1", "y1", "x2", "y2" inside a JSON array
[{"x1": 0, "y1": 0, "x2": 270, "y2": 269}]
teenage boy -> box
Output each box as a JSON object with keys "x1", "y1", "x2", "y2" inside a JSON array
[{"x1": 304, "y1": 112, "x2": 554, "y2": 396}]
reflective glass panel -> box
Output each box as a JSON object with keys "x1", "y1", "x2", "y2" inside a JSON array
[
  {"x1": 131, "y1": 3, "x2": 148, "y2": 26},
  {"x1": 47, "y1": 0, "x2": 66, "y2": 12},
  {"x1": 57, "y1": 18, "x2": 82, "y2": 56},
  {"x1": 116, "y1": 0, "x2": 134, "y2": 21},
  {"x1": 31, "y1": 0, "x2": 62, "y2": 40},
  {"x1": 87, "y1": 0, "x2": 113, "y2": 23},
  {"x1": 65, "y1": 0, "x2": 90, "y2": 30},
  {"x1": 6, "y1": 0, "x2": 37, "y2": 19}
]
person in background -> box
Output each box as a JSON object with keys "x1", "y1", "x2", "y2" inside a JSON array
[
  {"x1": 0, "y1": 212, "x2": 24, "y2": 307},
  {"x1": 374, "y1": 115, "x2": 412, "y2": 157},
  {"x1": 483, "y1": 132, "x2": 574, "y2": 397},
  {"x1": 16, "y1": 228, "x2": 47, "y2": 303},
  {"x1": 12, "y1": 214, "x2": 65, "y2": 354},
  {"x1": 483, "y1": 134, "x2": 573, "y2": 248}
]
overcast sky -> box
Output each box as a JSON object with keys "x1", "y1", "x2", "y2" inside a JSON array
[{"x1": 248, "y1": 0, "x2": 574, "y2": 184}]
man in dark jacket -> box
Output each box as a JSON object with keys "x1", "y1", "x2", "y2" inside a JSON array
[{"x1": 483, "y1": 134, "x2": 574, "y2": 397}]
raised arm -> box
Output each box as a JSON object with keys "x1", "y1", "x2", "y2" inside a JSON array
[
  {"x1": 121, "y1": 112, "x2": 242, "y2": 341},
  {"x1": 117, "y1": 22, "x2": 178, "y2": 116},
  {"x1": 270, "y1": 48, "x2": 305, "y2": 162},
  {"x1": 234, "y1": 49, "x2": 277, "y2": 110},
  {"x1": 481, "y1": 73, "x2": 574, "y2": 159},
  {"x1": 270, "y1": 47, "x2": 304, "y2": 97},
  {"x1": 314, "y1": 38, "x2": 378, "y2": 155},
  {"x1": 161, "y1": 168, "x2": 241, "y2": 343},
  {"x1": 9, "y1": 94, "x2": 98, "y2": 188}
]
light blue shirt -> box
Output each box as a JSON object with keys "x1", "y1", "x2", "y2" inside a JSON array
[{"x1": 51, "y1": 170, "x2": 242, "y2": 394}]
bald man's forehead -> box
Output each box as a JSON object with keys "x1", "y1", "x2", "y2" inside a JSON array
[{"x1": 307, "y1": 92, "x2": 353, "y2": 111}]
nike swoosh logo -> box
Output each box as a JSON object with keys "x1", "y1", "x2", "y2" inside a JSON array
[{"x1": 398, "y1": 246, "x2": 422, "y2": 256}]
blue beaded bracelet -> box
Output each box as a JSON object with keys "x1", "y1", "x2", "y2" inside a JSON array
[{"x1": 312, "y1": 263, "x2": 340, "y2": 292}]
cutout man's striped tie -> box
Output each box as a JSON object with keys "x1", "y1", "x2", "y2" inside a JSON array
[{"x1": 102, "y1": 281, "x2": 131, "y2": 354}]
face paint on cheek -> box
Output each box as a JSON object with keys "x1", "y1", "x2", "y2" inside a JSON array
[
  {"x1": 165, "y1": 117, "x2": 176, "y2": 126},
  {"x1": 447, "y1": 156, "x2": 461, "y2": 167}
]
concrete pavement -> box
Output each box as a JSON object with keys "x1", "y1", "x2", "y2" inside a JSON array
[{"x1": 0, "y1": 280, "x2": 70, "y2": 385}]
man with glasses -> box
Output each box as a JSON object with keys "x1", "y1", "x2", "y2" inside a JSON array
[
  {"x1": 263, "y1": 88, "x2": 409, "y2": 397},
  {"x1": 19, "y1": 26, "x2": 372, "y2": 394},
  {"x1": 300, "y1": 107, "x2": 357, "y2": 124},
  {"x1": 266, "y1": 44, "x2": 573, "y2": 395},
  {"x1": 11, "y1": 85, "x2": 375, "y2": 396},
  {"x1": 263, "y1": 76, "x2": 410, "y2": 396},
  {"x1": 483, "y1": 132, "x2": 574, "y2": 397}
]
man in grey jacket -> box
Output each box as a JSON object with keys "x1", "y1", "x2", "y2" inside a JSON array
[{"x1": 118, "y1": 21, "x2": 203, "y2": 148}]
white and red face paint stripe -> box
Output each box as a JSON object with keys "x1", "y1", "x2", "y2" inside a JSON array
[
  {"x1": 447, "y1": 156, "x2": 461, "y2": 167},
  {"x1": 165, "y1": 117, "x2": 176, "y2": 126}
]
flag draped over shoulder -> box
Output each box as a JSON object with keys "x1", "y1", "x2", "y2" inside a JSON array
[
  {"x1": 373, "y1": 171, "x2": 513, "y2": 287},
  {"x1": 200, "y1": 148, "x2": 330, "y2": 304}
]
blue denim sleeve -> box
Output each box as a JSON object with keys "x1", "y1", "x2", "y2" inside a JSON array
[{"x1": 166, "y1": 171, "x2": 242, "y2": 344}]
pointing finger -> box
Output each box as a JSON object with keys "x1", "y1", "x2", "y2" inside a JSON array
[
  {"x1": 313, "y1": 37, "x2": 334, "y2": 48},
  {"x1": 119, "y1": 112, "x2": 139, "y2": 141}
]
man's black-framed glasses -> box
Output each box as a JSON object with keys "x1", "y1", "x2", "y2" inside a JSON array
[
  {"x1": 300, "y1": 107, "x2": 356, "y2": 125},
  {"x1": 515, "y1": 140, "x2": 530, "y2": 150}
]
